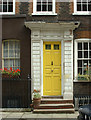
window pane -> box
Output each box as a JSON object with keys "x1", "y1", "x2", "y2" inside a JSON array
[
  {"x1": 83, "y1": 60, "x2": 88, "y2": 67},
  {"x1": 3, "y1": 2, "x2": 7, "y2": 12},
  {"x1": 78, "y1": 43, "x2": 82, "y2": 50},
  {"x1": 82, "y1": 4, "x2": 87, "y2": 11},
  {"x1": 77, "y1": 0, "x2": 81, "y2": 3},
  {"x1": 0, "y1": 4, "x2": 2, "y2": 12},
  {"x1": 42, "y1": 0, "x2": 47, "y2": 11},
  {"x1": 89, "y1": 60, "x2": 91, "y2": 67},
  {"x1": 83, "y1": 60, "x2": 88, "y2": 74},
  {"x1": 78, "y1": 60, "x2": 82, "y2": 67},
  {"x1": 84, "y1": 42, "x2": 88, "y2": 50},
  {"x1": 82, "y1": 0, "x2": 87, "y2": 3},
  {"x1": 9, "y1": 59, "x2": 14, "y2": 68},
  {"x1": 77, "y1": 4, "x2": 81, "y2": 11},
  {"x1": 9, "y1": 50, "x2": 14, "y2": 57},
  {"x1": 8, "y1": 2, "x2": 13, "y2": 12},
  {"x1": 78, "y1": 68, "x2": 82, "y2": 74},
  {"x1": 89, "y1": 43, "x2": 91, "y2": 50},
  {"x1": 78, "y1": 51, "x2": 82, "y2": 58},
  {"x1": 89, "y1": 51, "x2": 91, "y2": 58},
  {"x1": 3, "y1": 50, "x2": 8, "y2": 57},
  {"x1": 3, "y1": 41, "x2": 8, "y2": 49},
  {"x1": 37, "y1": 0, "x2": 41, "y2": 11},
  {"x1": 54, "y1": 44, "x2": 59, "y2": 50},
  {"x1": 48, "y1": 0, "x2": 52, "y2": 11},
  {"x1": 9, "y1": 41, "x2": 14, "y2": 49},
  {"x1": 83, "y1": 67, "x2": 87, "y2": 75},
  {"x1": 15, "y1": 59, "x2": 20, "y2": 67},
  {"x1": 84, "y1": 51, "x2": 88, "y2": 58},
  {"x1": 15, "y1": 50, "x2": 20, "y2": 57},
  {"x1": 88, "y1": 3, "x2": 91, "y2": 11},
  {"x1": 4, "y1": 59, "x2": 8, "y2": 67},
  {"x1": 45, "y1": 44, "x2": 51, "y2": 50}
]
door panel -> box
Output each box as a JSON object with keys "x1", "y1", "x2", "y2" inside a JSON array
[{"x1": 43, "y1": 42, "x2": 61, "y2": 96}]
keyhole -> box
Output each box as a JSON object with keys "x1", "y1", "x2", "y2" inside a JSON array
[{"x1": 51, "y1": 61, "x2": 53, "y2": 65}]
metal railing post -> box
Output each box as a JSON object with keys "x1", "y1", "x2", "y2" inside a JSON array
[{"x1": 27, "y1": 74, "x2": 32, "y2": 108}]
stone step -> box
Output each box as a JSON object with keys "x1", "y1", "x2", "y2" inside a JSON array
[
  {"x1": 41, "y1": 99, "x2": 73, "y2": 104},
  {"x1": 36, "y1": 103, "x2": 74, "y2": 109},
  {"x1": 33, "y1": 108, "x2": 75, "y2": 114},
  {"x1": 42, "y1": 96, "x2": 63, "y2": 99}
]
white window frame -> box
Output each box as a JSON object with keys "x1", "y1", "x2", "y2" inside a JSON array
[
  {"x1": 74, "y1": 39, "x2": 91, "y2": 81},
  {"x1": 0, "y1": 0, "x2": 15, "y2": 15},
  {"x1": 73, "y1": 0, "x2": 91, "y2": 15},
  {"x1": 2, "y1": 40, "x2": 20, "y2": 70},
  {"x1": 32, "y1": 0, "x2": 57, "y2": 15}
]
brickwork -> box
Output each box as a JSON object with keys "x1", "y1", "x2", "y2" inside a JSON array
[
  {"x1": 74, "y1": 31, "x2": 91, "y2": 39},
  {"x1": 15, "y1": 2, "x2": 20, "y2": 14},
  {"x1": 56, "y1": 2, "x2": 60, "y2": 14},
  {"x1": 28, "y1": 0, "x2": 33, "y2": 15},
  {"x1": 69, "y1": 1, "x2": 74, "y2": 14},
  {"x1": 20, "y1": 2, "x2": 29, "y2": 14},
  {"x1": 74, "y1": 82, "x2": 91, "y2": 96}
]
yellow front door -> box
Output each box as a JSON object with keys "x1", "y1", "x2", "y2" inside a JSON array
[{"x1": 43, "y1": 42, "x2": 61, "y2": 96}]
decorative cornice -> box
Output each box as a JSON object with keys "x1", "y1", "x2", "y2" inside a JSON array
[{"x1": 25, "y1": 21, "x2": 80, "y2": 31}]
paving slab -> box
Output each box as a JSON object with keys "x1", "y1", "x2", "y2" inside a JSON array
[
  {"x1": 52, "y1": 114, "x2": 67, "y2": 118},
  {"x1": 21, "y1": 113, "x2": 38, "y2": 118},
  {"x1": 6, "y1": 112, "x2": 24, "y2": 118},
  {"x1": 1, "y1": 111, "x2": 79, "y2": 120},
  {"x1": 37, "y1": 114, "x2": 53, "y2": 118}
]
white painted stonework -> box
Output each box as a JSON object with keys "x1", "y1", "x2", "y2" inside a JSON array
[{"x1": 25, "y1": 22, "x2": 79, "y2": 100}]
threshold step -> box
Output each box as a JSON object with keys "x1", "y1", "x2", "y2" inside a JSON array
[
  {"x1": 42, "y1": 96, "x2": 63, "y2": 99},
  {"x1": 33, "y1": 108, "x2": 75, "y2": 114},
  {"x1": 36, "y1": 103, "x2": 74, "y2": 109}
]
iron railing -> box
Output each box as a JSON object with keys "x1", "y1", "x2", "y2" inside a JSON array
[
  {"x1": 2, "y1": 75, "x2": 31, "y2": 108},
  {"x1": 74, "y1": 95, "x2": 91, "y2": 110}
]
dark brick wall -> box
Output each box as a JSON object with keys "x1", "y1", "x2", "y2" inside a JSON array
[
  {"x1": 73, "y1": 82, "x2": 91, "y2": 96},
  {"x1": 0, "y1": 18, "x2": 2, "y2": 70},
  {"x1": 2, "y1": 16, "x2": 31, "y2": 78},
  {"x1": 20, "y1": 2, "x2": 29, "y2": 15}
]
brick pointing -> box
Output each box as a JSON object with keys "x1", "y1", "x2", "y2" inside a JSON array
[
  {"x1": 28, "y1": 0, "x2": 33, "y2": 15},
  {"x1": 74, "y1": 31, "x2": 91, "y2": 39},
  {"x1": 74, "y1": 82, "x2": 91, "y2": 96},
  {"x1": 15, "y1": 2, "x2": 20, "y2": 14},
  {"x1": 69, "y1": 1, "x2": 74, "y2": 14},
  {"x1": 56, "y1": 2, "x2": 60, "y2": 14},
  {"x1": 20, "y1": 2, "x2": 29, "y2": 14}
]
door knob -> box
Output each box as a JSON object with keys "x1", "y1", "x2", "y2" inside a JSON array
[
  {"x1": 51, "y1": 70, "x2": 53, "y2": 72},
  {"x1": 51, "y1": 61, "x2": 53, "y2": 65}
]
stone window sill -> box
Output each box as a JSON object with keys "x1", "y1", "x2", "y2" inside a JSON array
[
  {"x1": 73, "y1": 80, "x2": 91, "y2": 82},
  {"x1": 73, "y1": 12, "x2": 91, "y2": 15},
  {"x1": 32, "y1": 12, "x2": 57, "y2": 16}
]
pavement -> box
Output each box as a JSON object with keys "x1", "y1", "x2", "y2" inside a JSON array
[{"x1": 0, "y1": 111, "x2": 79, "y2": 120}]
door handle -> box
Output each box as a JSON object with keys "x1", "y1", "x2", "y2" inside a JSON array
[{"x1": 51, "y1": 61, "x2": 53, "y2": 65}]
